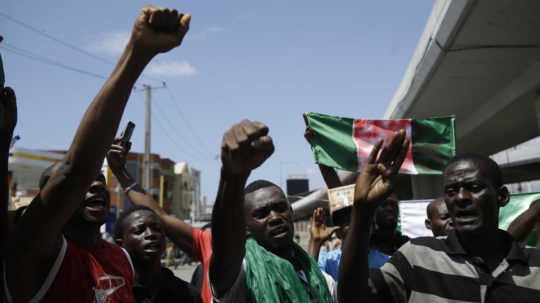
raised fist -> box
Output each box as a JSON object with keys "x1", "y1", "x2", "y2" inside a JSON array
[
  {"x1": 0, "y1": 87, "x2": 17, "y2": 136},
  {"x1": 221, "y1": 120, "x2": 274, "y2": 175},
  {"x1": 106, "y1": 137, "x2": 131, "y2": 171},
  {"x1": 131, "y1": 6, "x2": 191, "y2": 57}
]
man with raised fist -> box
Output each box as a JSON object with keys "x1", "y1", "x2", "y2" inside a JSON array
[
  {"x1": 3, "y1": 6, "x2": 190, "y2": 303},
  {"x1": 209, "y1": 120, "x2": 337, "y2": 303}
]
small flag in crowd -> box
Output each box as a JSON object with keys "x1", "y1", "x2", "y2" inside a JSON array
[{"x1": 304, "y1": 112, "x2": 456, "y2": 174}]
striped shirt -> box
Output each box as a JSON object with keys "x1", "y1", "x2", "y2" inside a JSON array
[{"x1": 371, "y1": 229, "x2": 540, "y2": 303}]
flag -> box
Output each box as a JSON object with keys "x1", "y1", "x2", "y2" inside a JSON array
[
  {"x1": 305, "y1": 112, "x2": 456, "y2": 174},
  {"x1": 499, "y1": 192, "x2": 540, "y2": 246}
]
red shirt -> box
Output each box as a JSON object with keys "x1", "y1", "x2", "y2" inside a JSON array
[
  {"x1": 3, "y1": 237, "x2": 134, "y2": 303},
  {"x1": 191, "y1": 228, "x2": 213, "y2": 303}
]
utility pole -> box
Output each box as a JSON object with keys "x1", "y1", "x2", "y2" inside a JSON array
[{"x1": 134, "y1": 83, "x2": 166, "y2": 191}]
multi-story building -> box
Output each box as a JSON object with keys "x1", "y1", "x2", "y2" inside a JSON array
[{"x1": 170, "y1": 162, "x2": 202, "y2": 221}]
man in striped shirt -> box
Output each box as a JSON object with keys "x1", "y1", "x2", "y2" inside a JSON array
[{"x1": 338, "y1": 130, "x2": 540, "y2": 303}]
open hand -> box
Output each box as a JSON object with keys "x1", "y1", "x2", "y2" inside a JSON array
[
  {"x1": 131, "y1": 6, "x2": 191, "y2": 57},
  {"x1": 353, "y1": 130, "x2": 409, "y2": 210},
  {"x1": 106, "y1": 137, "x2": 131, "y2": 171},
  {"x1": 310, "y1": 207, "x2": 340, "y2": 243},
  {"x1": 221, "y1": 120, "x2": 274, "y2": 175}
]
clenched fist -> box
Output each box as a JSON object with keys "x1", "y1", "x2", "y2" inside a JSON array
[
  {"x1": 221, "y1": 120, "x2": 274, "y2": 175},
  {"x1": 130, "y1": 6, "x2": 191, "y2": 57}
]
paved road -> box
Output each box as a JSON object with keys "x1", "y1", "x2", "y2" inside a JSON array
[{"x1": 169, "y1": 263, "x2": 199, "y2": 281}]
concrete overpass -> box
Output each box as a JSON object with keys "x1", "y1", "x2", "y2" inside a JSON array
[
  {"x1": 293, "y1": 0, "x2": 540, "y2": 217},
  {"x1": 385, "y1": 0, "x2": 540, "y2": 198}
]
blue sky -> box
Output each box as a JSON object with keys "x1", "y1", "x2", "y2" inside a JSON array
[{"x1": 1, "y1": 0, "x2": 434, "y2": 203}]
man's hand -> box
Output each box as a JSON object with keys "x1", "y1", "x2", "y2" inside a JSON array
[
  {"x1": 354, "y1": 130, "x2": 409, "y2": 211},
  {"x1": 303, "y1": 113, "x2": 317, "y2": 145},
  {"x1": 221, "y1": 120, "x2": 274, "y2": 175},
  {"x1": 310, "y1": 207, "x2": 340, "y2": 243},
  {"x1": 0, "y1": 87, "x2": 17, "y2": 136},
  {"x1": 106, "y1": 137, "x2": 131, "y2": 172},
  {"x1": 130, "y1": 6, "x2": 191, "y2": 57}
]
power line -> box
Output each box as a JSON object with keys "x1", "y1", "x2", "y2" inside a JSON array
[
  {"x1": 164, "y1": 87, "x2": 214, "y2": 158},
  {"x1": 0, "y1": 43, "x2": 109, "y2": 80},
  {"x1": 152, "y1": 99, "x2": 208, "y2": 161},
  {"x1": 151, "y1": 109, "x2": 204, "y2": 163},
  {"x1": 0, "y1": 12, "x2": 163, "y2": 84}
]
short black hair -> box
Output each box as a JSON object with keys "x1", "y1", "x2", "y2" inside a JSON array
[
  {"x1": 244, "y1": 179, "x2": 280, "y2": 195},
  {"x1": 445, "y1": 153, "x2": 503, "y2": 188},
  {"x1": 113, "y1": 205, "x2": 156, "y2": 242}
]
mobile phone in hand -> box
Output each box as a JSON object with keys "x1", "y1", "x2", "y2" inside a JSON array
[{"x1": 119, "y1": 121, "x2": 135, "y2": 149}]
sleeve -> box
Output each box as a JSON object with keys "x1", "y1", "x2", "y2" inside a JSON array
[
  {"x1": 318, "y1": 251, "x2": 328, "y2": 272},
  {"x1": 210, "y1": 260, "x2": 246, "y2": 303},
  {"x1": 370, "y1": 242, "x2": 414, "y2": 303}
]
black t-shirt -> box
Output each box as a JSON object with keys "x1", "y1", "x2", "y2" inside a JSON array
[{"x1": 133, "y1": 267, "x2": 202, "y2": 303}]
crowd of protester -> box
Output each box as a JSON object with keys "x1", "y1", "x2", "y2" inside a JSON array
[{"x1": 2, "y1": 5, "x2": 540, "y2": 303}]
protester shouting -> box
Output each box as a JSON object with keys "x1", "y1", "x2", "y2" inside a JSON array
[
  {"x1": 114, "y1": 206, "x2": 202, "y2": 303},
  {"x1": 209, "y1": 119, "x2": 337, "y2": 303},
  {"x1": 338, "y1": 130, "x2": 540, "y2": 303},
  {"x1": 3, "y1": 6, "x2": 190, "y2": 302},
  {"x1": 106, "y1": 138, "x2": 214, "y2": 303}
]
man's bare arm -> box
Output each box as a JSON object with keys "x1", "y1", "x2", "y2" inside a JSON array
[
  {"x1": 209, "y1": 120, "x2": 274, "y2": 297},
  {"x1": 308, "y1": 207, "x2": 339, "y2": 260},
  {"x1": 338, "y1": 130, "x2": 408, "y2": 303},
  {"x1": 508, "y1": 200, "x2": 540, "y2": 242},
  {"x1": 6, "y1": 7, "x2": 191, "y2": 302},
  {"x1": 0, "y1": 86, "x2": 17, "y2": 248},
  {"x1": 107, "y1": 141, "x2": 194, "y2": 253}
]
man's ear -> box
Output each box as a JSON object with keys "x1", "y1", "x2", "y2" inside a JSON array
[
  {"x1": 425, "y1": 219, "x2": 432, "y2": 231},
  {"x1": 497, "y1": 186, "x2": 510, "y2": 207}
]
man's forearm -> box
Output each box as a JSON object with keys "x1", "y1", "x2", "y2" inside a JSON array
[
  {"x1": 338, "y1": 207, "x2": 373, "y2": 303},
  {"x1": 508, "y1": 202, "x2": 540, "y2": 242},
  {"x1": 308, "y1": 237, "x2": 323, "y2": 260},
  {"x1": 210, "y1": 168, "x2": 249, "y2": 296},
  {"x1": 0, "y1": 135, "x2": 12, "y2": 247}
]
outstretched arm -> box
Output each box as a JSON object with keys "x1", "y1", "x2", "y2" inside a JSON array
[
  {"x1": 338, "y1": 130, "x2": 409, "y2": 303},
  {"x1": 308, "y1": 207, "x2": 339, "y2": 260},
  {"x1": 508, "y1": 200, "x2": 540, "y2": 242},
  {"x1": 210, "y1": 120, "x2": 274, "y2": 297},
  {"x1": 0, "y1": 86, "x2": 17, "y2": 249},
  {"x1": 107, "y1": 139, "x2": 194, "y2": 254},
  {"x1": 6, "y1": 7, "x2": 191, "y2": 302}
]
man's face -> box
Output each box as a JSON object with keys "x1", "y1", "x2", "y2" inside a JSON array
[
  {"x1": 245, "y1": 186, "x2": 294, "y2": 253},
  {"x1": 443, "y1": 160, "x2": 504, "y2": 237},
  {"x1": 426, "y1": 199, "x2": 453, "y2": 237},
  {"x1": 120, "y1": 210, "x2": 166, "y2": 262},
  {"x1": 75, "y1": 174, "x2": 110, "y2": 225},
  {"x1": 374, "y1": 199, "x2": 399, "y2": 231}
]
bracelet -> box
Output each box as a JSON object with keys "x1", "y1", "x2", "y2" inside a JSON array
[{"x1": 124, "y1": 182, "x2": 138, "y2": 194}]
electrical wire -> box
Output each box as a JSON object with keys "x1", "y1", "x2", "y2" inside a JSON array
[
  {"x1": 0, "y1": 43, "x2": 109, "y2": 80},
  {"x1": 0, "y1": 12, "x2": 163, "y2": 84},
  {"x1": 164, "y1": 87, "x2": 215, "y2": 158}
]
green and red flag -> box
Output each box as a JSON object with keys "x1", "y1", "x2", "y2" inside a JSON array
[{"x1": 304, "y1": 112, "x2": 456, "y2": 174}]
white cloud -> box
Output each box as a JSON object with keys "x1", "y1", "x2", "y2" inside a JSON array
[
  {"x1": 146, "y1": 60, "x2": 198, "y2": 77},
  {"x1": 192, "y1": 26, "x2": 226, "y2": 40},
  {"x1": 91, "y1": 31, "x2": 130, "y2": 56}
]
